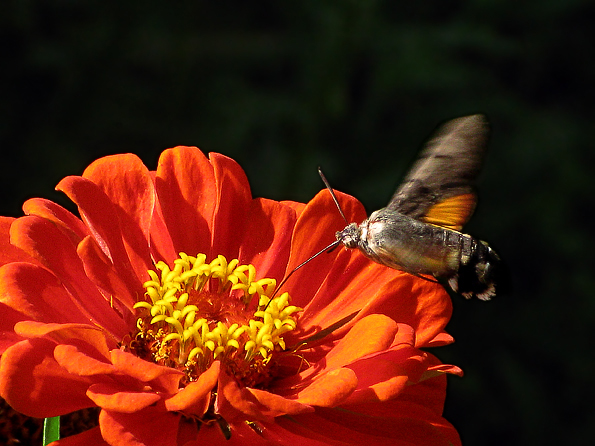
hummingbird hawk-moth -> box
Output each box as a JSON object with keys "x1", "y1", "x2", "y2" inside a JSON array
[{"x1": 327, "y1": 114, "x2": 500, "y2": 300}]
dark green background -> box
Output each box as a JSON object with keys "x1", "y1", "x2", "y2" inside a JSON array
[{"x1": 2, "y1": 2, "x2": 594, "y2": 445}]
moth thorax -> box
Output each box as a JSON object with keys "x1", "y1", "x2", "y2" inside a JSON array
[{"x1": 336, "y1": 223, "x2": 362, "y2": 249}]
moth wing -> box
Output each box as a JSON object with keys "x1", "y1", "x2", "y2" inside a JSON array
[
  {"x1": 386, "y1": 114, "x2": 489, "y2": 229},
  {"x1": 422, "y1": 193, "x2": 476, "y2": 231}
]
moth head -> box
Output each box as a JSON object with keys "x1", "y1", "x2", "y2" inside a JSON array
[{"x1": 336, "y1": 223, "x2": 362, "y2": 249}]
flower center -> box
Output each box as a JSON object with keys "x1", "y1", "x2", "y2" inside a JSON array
[{"x1": 128, "y1": 253, "x2": 301, "y2": 388}]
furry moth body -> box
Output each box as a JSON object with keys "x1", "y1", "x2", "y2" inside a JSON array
[{"x1": 335, "y1": 114, "x2": 500, "y2": 300}]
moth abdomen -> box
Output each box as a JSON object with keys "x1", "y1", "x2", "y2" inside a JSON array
[{"x1": 448, "y1": 235, "x2": 500, "y2": 301}]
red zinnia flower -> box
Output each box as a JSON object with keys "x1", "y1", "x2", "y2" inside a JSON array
[{"x1": 0, "y1": 147, "x2": 462, "y2": 446}]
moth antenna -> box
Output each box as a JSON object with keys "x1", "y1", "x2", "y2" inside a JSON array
[
  {"x1": 267, "y1": 239, "x2": 341, "y2": 307},
  {"x1": 318, "y1": 167, "x2": 348, "y2": 224}
]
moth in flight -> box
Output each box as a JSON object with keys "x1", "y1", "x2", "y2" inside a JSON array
[{"x1": 324, "y1": 114, "x2": 500, "y2": 300}]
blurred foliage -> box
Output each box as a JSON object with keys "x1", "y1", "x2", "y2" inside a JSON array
[{"x1": 1, "y1": 1, "x2": 594, "y2": 445}]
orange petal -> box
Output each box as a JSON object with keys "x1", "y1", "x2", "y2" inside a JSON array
[
  {"x1": 253, "y1": 420, "x2": 341, "y2": 446},
  {"x1": 0, "y1": 338, "x2": 94, "y2": 418},
  {"x1": 237, "y1": 198, "x2": 296, "y2": 284},
  {"x1": 77, "y1": 235, "x2": 137, "y2": 313},
  {"x1": 277, "y1": 314, "x2": 399, "y2": 394},
  {"x1": 23, "y1": 198, "x2": 89, "y2": 243},
  {"x1": 82, "y1": 153, "x2": 155, "y2": 282},
  {"x1": 165, "y1": 361, "x2": 220, "y2": 415},
  {"x1": 295, "y1": 368, "x2": 358, "y2": 407},
  {"x1": 87, "y1": 382, "x2": 161, "y2": 413},
  {"x1": 110, "y1": 349, "x2": 183, "y2": 392},
  {"x1": 14, "y1": 321, "x2": 112, "y2": 357},
  {"x1": 0, "y1": 260, "x2": 93, "y2": 323},
  {"x1": 209, "y1": 152, "x2": 252, "y2": 261},
  {"x1": 343, "y1": 345, "x2": 427, "y2": 404},
  {"x1": 99, "y1": 404, "x2": 181, "y2": 446},
  {"x1": 413, "y1": 352, "x2": 463, "y2": 413},
  {"x1": 292, "y1": 253, "x2": 393, "y2": 340},
  {"x1": 0, "y1": 217, "x2": 38, "y2": 267},
  {"x1": 154, "y1": 147, "x2": 216, "y2": 261},
  {"x1": 424, "y1": 363, "x2": 464, "y2": 378},
  {"x1": 280, "y1": 200, "x2": 306, "y2": 217},
  {"x1": 0, "y1": 262, "x2": 90, "y2": 334},
  {"x1": 54, "y1": 344, "x2": 115, "y2": 376},
  {"x1": 46, "y1": 426, "x2": 108, "y2": 446},
  {"x1": 247, "y1": 388, "x2": 314, "y2": 417},
  {"x1": 0, "y1": 309, "x2": 25, "y2": 354},
  {"x1": 361, "y1": 398, "x2": 461, "y2": 445},
  {"x1": 10, "y1": 215, "x2": 129, "y2": 338},
  {"x1": 147, "y1": 191, "x2": 177, "y2": 264},
  {"x1": 282, "y1": 190, "x2": 367, "y2": 309},
  {"x1": 425, "y1": 330, "x2": 455, "y2": 347},
  {"x1": 296, "y1": 402, "x2": 461, "y2": 446},
  {"x1": 317, "y1": 314, "x2": 399, "y2": 372},
  {"x1": 312, "y1": 266, "x2": 451, "y2": 349},
  {"x1": 365, "y1": 275, "x2": 453, "y2": 348},
  {"x1": 57, "y1": 176, "x2": 146, "y2": 300},
  {"x1": 216, "y1": 370, "x2": 270, "y2": 422}
]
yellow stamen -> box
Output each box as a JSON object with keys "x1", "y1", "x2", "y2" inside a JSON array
[{"x1": 129, "y1": 253, "x2": 301, "y2": 386}]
